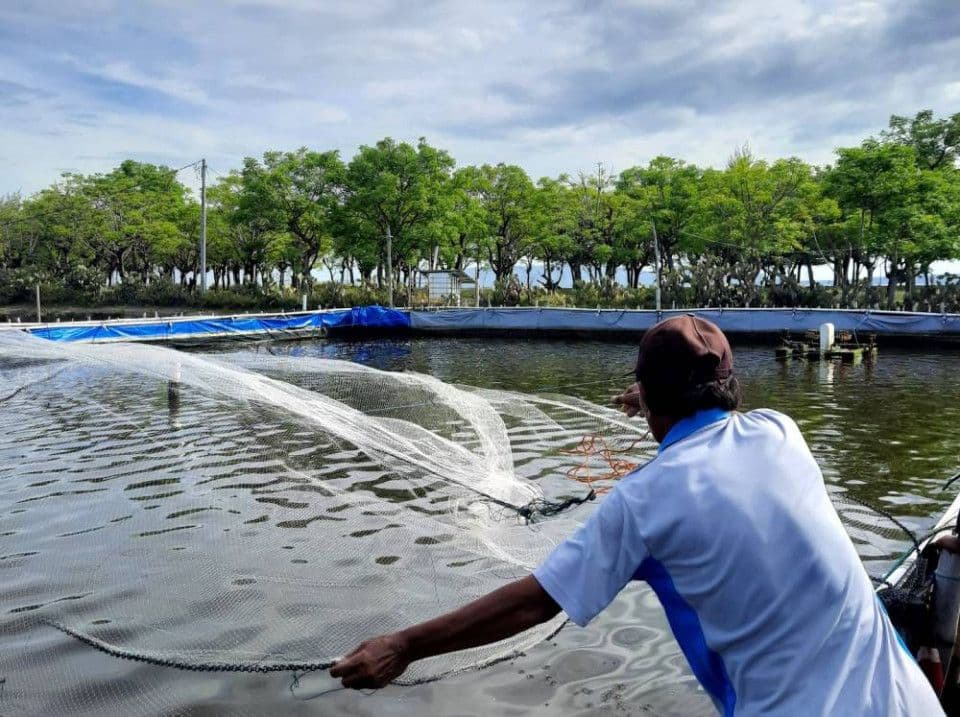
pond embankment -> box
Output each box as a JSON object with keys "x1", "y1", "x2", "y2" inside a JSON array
[{"x1": 7, "y1": 306, "x2": 960, "y2": 345}]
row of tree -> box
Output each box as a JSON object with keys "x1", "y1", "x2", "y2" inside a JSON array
[{"x1": 2, "y1": 109, "x2": 959, "y2": 310}]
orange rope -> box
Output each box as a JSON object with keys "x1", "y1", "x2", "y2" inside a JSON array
[{"x1": 561, "y1": 432, "x2": 651, "y2": 494}]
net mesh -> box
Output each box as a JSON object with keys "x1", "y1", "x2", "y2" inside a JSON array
[
  {"x1": 0, "y1": 333, "x2": 655, "y2": 707},
  {"x1": 0, "y1": 332, "x2": 920, "y2": 714}
]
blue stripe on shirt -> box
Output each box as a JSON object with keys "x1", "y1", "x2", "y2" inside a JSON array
[
  {"x1": 658, "y1": 408, "x2": 731, "y2": 453},
  {"x1": 636, "y1": 557, "x2": 737, "y2": 716}
]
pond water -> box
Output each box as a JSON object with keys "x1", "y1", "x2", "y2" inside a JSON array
[{"x1": 2, "y1": 337, "x2": 960, "y2": 716}]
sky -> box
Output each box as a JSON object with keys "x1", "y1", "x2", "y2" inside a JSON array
[{"x1": 1, "y1": 0, "x2": 958, "y2": 197}]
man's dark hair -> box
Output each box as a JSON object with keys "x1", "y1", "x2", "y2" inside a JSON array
[{"x1": 640, "y1": 375, "x2": 742, "y2": 419}]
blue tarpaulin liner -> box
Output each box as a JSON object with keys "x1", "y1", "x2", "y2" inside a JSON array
[
  {"x1": 28, "y1": 306, "x2": 410, "y2": 343},
  {"x1": 22, "y1": 306, "x2": 960, "y2": 343},
  {"x1": 409, "y1": 307, "x2": 960, "y2": 337}
]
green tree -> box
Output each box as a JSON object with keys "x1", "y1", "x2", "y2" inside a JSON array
[
  {"x1": 883, "y1": 109, "x2": 960, "y2": 170},
  {"x1": 618, "y1": 157, "x2": 702, "y2": 273},
  {"x1": 824, "y1": 141, "x2": 922, "y2": 307},
  {"x1": 20, "y1": 179, "x2": 100, "y2": 276},
  {"x1": 566, "y1": 165, "x2": 631, "y2": 283},
  {"x1": 343, "y1": 138, "x2": 455, "y2": 295},
  {"x1": 694, "y1": 151, "x2": 814, "y2": 306},
  {"x1": 239, "y1": 148, "x2": 345, "y2": 290},
  {"x1": 880, "y1": 165, "x2": 960, "y2": 307},
  {"x1": 81, "y1": 161, "x2": 194, "y2": 285},
  {"x1": 527, "y1": 176, "x2": 576, "y2": 291},
  {"x1": 474, "y1": 163, "x2": 535, "y2": 283},
  {"x1": 207, "y1": 173, "x2": 277, "y2": 288},
  {"x1": 0, "y1": 194, "x2": 23, "y2": 270},
  {"x1": 444, "y1": 166, "x2": 489, "y2": 276}
]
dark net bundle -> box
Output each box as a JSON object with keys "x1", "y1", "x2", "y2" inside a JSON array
[
  {"x1": 829, "y1": 491, "x2": 923, "y2": 586},
  {"x1": 0, "y1": 333, "x2": 650, "y2": 715}
]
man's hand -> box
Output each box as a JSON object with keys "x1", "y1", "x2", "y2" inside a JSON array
[
  {"x1": 329, "y1": 576, "x2": 559, "y2": 690},
  {"x1": 330, "y1": 632, "x2": 411, "y2": 689},
  {"x1": 612, "y1": 382, "x2": 643, "y2": 418}
]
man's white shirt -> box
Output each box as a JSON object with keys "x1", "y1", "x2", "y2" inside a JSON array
[{"x1": 533, "y1": 408, "x2": 943, "y2": 716}]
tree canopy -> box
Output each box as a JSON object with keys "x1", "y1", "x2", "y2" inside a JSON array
[{"x1": 4, "y1": 108, "x2": 959, "y2": 311}]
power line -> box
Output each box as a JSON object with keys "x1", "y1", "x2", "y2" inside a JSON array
[
  {"x1": 172, "y1": 160, "x2": 203, "y2": 174},
  {"x1": 205, "y1": 165, "x2": 229, "y2": 182},
  {"x1": 676, "y1": 226, "x2": 834, "y2": 266}
]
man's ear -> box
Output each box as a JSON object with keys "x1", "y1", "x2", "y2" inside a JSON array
[
  {"x1": 637, "y1": 382, "x2": 649, "y2": 417},
  {"x1": 640, "y1": 385, "x2": 673, "y2": 443}
]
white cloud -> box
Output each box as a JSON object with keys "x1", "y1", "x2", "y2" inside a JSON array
[
  {"x1": 1, "y1": 0, "x2": 958, "y2": 196},
  {"x1": 61, "y1": 56, "x2": 210, "y2": 105}
]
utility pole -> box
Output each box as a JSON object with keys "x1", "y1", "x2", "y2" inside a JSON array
[
  {"x1": 386, "y1": 224, "x2": 394, "y2": 308},
  {"x1": 475, "y1": 245, "x2": 481, "y2": 308},
  {"x1": 35, "y1": 284, "x2": 42, "y2": 323},
  {"x1": 200, "y1": 158, "x2": 207, "y2": 293},
  {"x1": 651, "y1": 220, "x2": 662, "y2": 312}
]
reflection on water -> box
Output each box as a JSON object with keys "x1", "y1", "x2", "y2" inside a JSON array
[{"x1": 2, "y1": 337, "x2": 960, "y2": 716}]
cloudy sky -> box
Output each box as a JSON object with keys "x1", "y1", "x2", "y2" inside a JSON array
[{"x1": 1, "y1": 0, "x2": 958, "y2": 196}]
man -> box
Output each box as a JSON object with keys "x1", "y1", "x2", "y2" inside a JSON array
[{"x1": 331, "y1": 315, "x2": 942, "y2": 716}]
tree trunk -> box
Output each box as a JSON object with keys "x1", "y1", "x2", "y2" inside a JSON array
[
  {"x1": 886, "y1": 254, "x2": 898, "y2": 310},
  {"x1": 663, "y1": 243, "x2": 675, "y2": 271},
  {"x1": 321, "y1": 257, "x2": 335, "y2": 284},
  {"x1": 839, "y1": 253, "x2": 851, "y2": 305}
]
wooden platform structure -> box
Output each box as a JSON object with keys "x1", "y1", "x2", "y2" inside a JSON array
[{"x1": 775, "y1": 329, "x2": 878, "y2": 362}]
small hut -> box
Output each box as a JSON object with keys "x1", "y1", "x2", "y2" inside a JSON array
[{"x1": 422, "y1": 269, "x2": 475, "y2": 306}]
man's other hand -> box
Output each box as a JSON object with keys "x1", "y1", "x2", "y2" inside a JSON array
[
  {"x1": 330, "y1": 632, "x2": 411, "y2": 689},
  {"x1": 612, "y1": 382, "x2": 643, "y2": 418}
]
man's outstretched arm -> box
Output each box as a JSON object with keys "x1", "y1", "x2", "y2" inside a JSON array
[{"x1": 329, "y1": 574, "x2": 560, "y2": 689}]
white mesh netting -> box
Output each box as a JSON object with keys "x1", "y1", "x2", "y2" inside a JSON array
[
  {"x1": 0, "y1": 332, "x2": 657, "y2": 711},
  {"x1": 0, "y1": 332, "x2": 918, "y2": 715}
]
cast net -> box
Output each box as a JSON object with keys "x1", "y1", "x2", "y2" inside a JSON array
[
  {"x1": 0, "y1": 332, "x2": 917, "y2": 715},
  {"x1": 0, "y1": 332, "x2": 656, "y2": 713}
]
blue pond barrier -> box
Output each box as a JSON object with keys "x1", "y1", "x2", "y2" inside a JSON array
[
  {"x1": 20, "y1": 306, "x2": 960, "y2": 344},
  {"x1": 409, "y1": 307, "x2": 960, "y2": 338},
  {"x1": 28, "y1": 306, "x2": 410, "y2": 343}
]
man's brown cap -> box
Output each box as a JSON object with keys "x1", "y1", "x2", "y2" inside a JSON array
[{"x1": 634, "y1": 315, "x2": 734, "y2": 392}]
